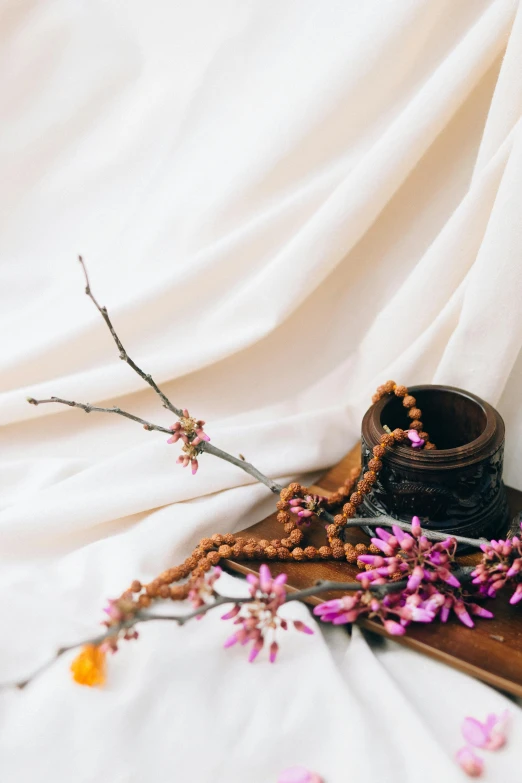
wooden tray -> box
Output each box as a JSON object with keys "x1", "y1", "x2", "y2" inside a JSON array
[{"x1": 223, "y1": 444, "x2": 522, "y2": 697}]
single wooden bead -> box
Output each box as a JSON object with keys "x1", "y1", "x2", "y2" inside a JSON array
[
  {"x1": 327, "y1": 524, "x2": 340, "y2": 538},
  {"x1": 231, "y1": 544, "x2": 244, "y2": 559},
  {"x1": 277, "y1": 511, "x2": 291, "y2": 524},
  {"x1": 146, "y1": 582, "x2": 159, "y2": 597},
  {"x1": 376, "y1": 384, "x2": 386, "y2": 396},
  {"x1": 170, "y1": 585, "x2": 189, "y2": 600},
  {"x1": 270, "y1": 539, "x2": 282, "y2": 548},
  {"x1": 277, "y1": 548, "x2": 291, "y2": 560},
  {"x1": 258, "y1": 539, "x2": 270, "y2": 549},
  {"x1": 304, "y1": 546, "x2": 317, "y2": 560},
  {"x1": 211, "y1": 534, "x2": 224, "y2": 546},
  {"x1": 283, "y1": 522, "x2": 296, "y2": 535},
  {"x1": 373, "y1": 445, "x2": 386, "y2": 458},
  {"x1": 345, "y1": 547, "x2": 357, "y2": 564},
  {"x1": 392, "y1": 428, "x2": 407, "y2": 442},
  {"x1": 246, "y1": 538, "x2": 258, "y2": 546},
  {"x1": 318, "y1": 546, "x2": 332, "y2": 559},
  {"x1": 394, "y1": 385, "x2": 408, "y2": 397},
  {"x1": 368, "y1": 458, "x2": 382, "y2": 471},
  {"x1": 158, "y1": 585, "x2": 170, "y2": 599},
  {"x1": 342, "y1": 503, "x2": 356, "y2": 518},
  {"x1": 364, "y1": 472, "x2": 376, "y2": 486},
  {"x1": 372, "y1": 393, "x2": 382, "y2": 404},
  {"x1": 288, "y1": 482, "x2": 302, "y2": 493},
  {"x1": 200, "y1": 558, "x2": 212, "y2": 573},
  {"x1": 424, "y1": 442, "x2": 436, "y2": 450},
  {"x1": 334, "y1": 514, "x2": 345, "y2": 525},
  {"x1": 243, "y1": 544, "x2": 256, "y2": 559},
  {"x1": 332, "y1": 546, "x2": 345, "y2": 560},
  {"x1": 254, "y1": 545, "x2": 265, "y2": 558},
  {"x1": 350, "y1": 492, "x2": 363, "y2": 507},
  {"x1": 223, "y1": 533, "x2": 235, "y2": 546},
  {"x1": 292, "y1": 547, "x2": 305, "y2": 561},
  {"x1": 280, "y1": 487, "x2": 294, "y2": 501},
  {"x1": 192, "y1": 547, "x2": 206, "y2": 560},
  {"x1": 281, "y1": 538, "x2": 292, "y2": 548},
  {"x1": 289, "y1": 529, "x2": 304, "y2": 544},
  {"x1": 355, "y1": 543, "x2": 368, "y2": 554},
  {"x1": 403, "y1": 395, "x2": 416, "y2": 408},
  {"x1": 409, "y1": 420, "x2": 423, "y2": 431},
  {"x1": 199, "y1": 538, "x2": 214, "y2": 551},
  {"x1": 276, "y1": 500, "x2": 289, "y2": 511},
  {"x1": 408, "y1": 408, "x2": 422, "y2": 420},
  {"x1": 185, "y1": 556, "x2": 198, "y2": 570},
  {"x1": 207, "y1": 551, "x2": 221, "y2": 566},
  {"x1": 138, "y1": 594, "x2": 151, "y2": 608},
  {"x1": 384, "y1": 381, "x2": 396, "y2": 393},
  {"x1": 380, "y1": 433, "x2": 394, "y2": 446},
  {"x1": 130, "y1": 580, "x2": 142, "y2": 593},
  {"x1": 265, "y1": 545, "x2": 278, "y2": 559},
  {"x1": 419, "y1": 431, "x2": 429, "y2": 440}
]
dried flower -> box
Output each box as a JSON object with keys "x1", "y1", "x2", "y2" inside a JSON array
[
  {"x1": 70, "y1": 644, "x2": 106, "y2": 687},
  {"x1": 456, "y1": 747, "x2": 484, "y2": 777},
  {"x1": 277, "y1": 767, "x2": 323, "y2": 783},
  {"x1": 462, "y1": 711, "x2": 509, "y2": 751},
  {"x1": 222, "y1": 564, "x2": 312, "y2": 662}
]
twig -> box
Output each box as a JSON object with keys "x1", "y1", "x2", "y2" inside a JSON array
[
  {"x1": 78, "y1": 256, "x2": 183, "y2": 417},
  {"x1": 5, "y1": 574, "x2": 452, "y2": 691},
  {"x1": 26, "y1": 397, "x2": 172, "y2": 434}
]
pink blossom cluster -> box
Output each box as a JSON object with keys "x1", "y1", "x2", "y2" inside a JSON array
[
  {"x1": 189, "y1": 566, "x2": 223, "y2": 615},
  {"x1": 99, "y1": 597, "x2": 140, "y2": 654},
  {"x1": 471, "y1": 526, "x2": 522, "y2": 605},
  {"x1": 167, "y1": 408, "x2": 210, "y2": 474},
  {"x1": 314, "y1": 517, "x2": 494, "y2": 633},
  {"x1": 288, "y1": 494, "x2": 326, "y2": 526},
  {"x1": 222, "y1": 564, "x2": 313, "y2": 663},
  {"x1": 456, "y1": 711, "x2": 509, "y2": 777}
]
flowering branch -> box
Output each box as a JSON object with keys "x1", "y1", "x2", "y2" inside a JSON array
[{"x1": 2, "y1": 573, "x2": 435, "y2": 690}]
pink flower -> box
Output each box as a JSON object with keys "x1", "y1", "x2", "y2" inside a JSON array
[
  {"x1": 462, "y1": 711, "x2": 509, "y2": 751},
  {"x1": 456, "y1": 747, "x2": 484, "y2": 777},
  {"x1": 188, "y1": 567, "x2": 222, "y2": 613},
  {"x1": 277, "y1": 767, "x2": 323, "y2": 783},
  {"x1": 288, "y1": 494, "x2": 326, "y2": 526},
  {"x1": 407, "y1": 429, "x2": 425, "y2": 449},
  {"x1": 222, "y1": 565, "x2": 312, "y2": 663},
  {"x1": 167, "y1": 409, "x2": 210, "y2": 474}
]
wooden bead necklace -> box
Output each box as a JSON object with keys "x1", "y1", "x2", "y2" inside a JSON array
[{"x1": 123, "y1": 382, "x2": 436, "y2": 607}]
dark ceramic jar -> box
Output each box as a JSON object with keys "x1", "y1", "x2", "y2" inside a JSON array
[{"x1": 358, "y1": 385, "x2": 509, "y2": 541}]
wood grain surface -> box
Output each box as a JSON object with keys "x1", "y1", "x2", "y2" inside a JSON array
[{"x1": 223, "y1": 444, "x2": 522, "y2": 697}]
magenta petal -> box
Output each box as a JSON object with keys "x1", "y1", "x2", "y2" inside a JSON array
[
  {"x1": 383, "y1": 620, "x2": 405, "y2": 636},
  {"x1": 274, "y1": 573, "x2": 288, "y2": 586},
  {"x1": 223, "y1": 633, "x2": 238, "y2": 648},
  {"x1": 456, "y1": 746, "x2": 484, "y2": 777},
  {"x1": 462, "y1": 718, "x2": 489, "y2": 748}
]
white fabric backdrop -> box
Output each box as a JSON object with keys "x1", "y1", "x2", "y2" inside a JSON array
[{"x1": 1, "y1": 1, "x2": 522, "y2": 780}]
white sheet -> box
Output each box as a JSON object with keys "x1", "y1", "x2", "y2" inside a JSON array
[{"x1": 1, "y1": 1, "x2": 521, "y2": 781}]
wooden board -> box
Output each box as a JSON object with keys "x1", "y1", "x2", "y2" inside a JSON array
[{"x1": 223, "y1": 444, "x2": 522, "y2": 697}]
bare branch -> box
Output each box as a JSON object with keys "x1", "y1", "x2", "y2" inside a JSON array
[{"x1": 78, "y1": 256, "x2": 182, "y2": 417}]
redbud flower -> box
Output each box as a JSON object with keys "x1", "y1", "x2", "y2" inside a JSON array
[
  {"x1": 221, "y1": 565, "x2": 312, "y2": 663},
  {"x1": 456, "y1": 747, "x2": 484, "y2": 777},
  {"x1": 167, "y1": 410, "x2": 210, "y2": 474},
  {"x1": 461, "y1": 711, "x2": 509, "y2": 751},
  {"x1": 288, "y1": 494, "x2": 326, "y2": 526},
  {"x1": 407, "y1": 429, "x2": 425, "y2": 449}
]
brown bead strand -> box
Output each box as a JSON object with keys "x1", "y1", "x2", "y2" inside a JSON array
[
  {"x1": 123, "y1": 380, "x2": 436, "y2": 607},
  {"x1": 325, "y1": 467, "x2": 360, "y2": 510},
  {"x1": 371, "y1": 380, "x2": 436, "y2": 450}
]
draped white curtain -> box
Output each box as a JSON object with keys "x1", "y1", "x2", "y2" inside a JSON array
[{"x1": 1, "y1": 1, "x2": 521, "y2": 781}]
